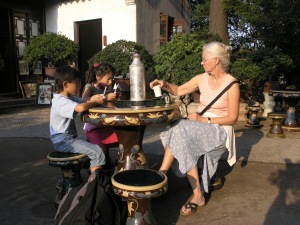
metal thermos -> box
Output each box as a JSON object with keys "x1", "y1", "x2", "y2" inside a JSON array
[{"x1": 129, "y1": 53, "x2": 146, "y2": 104}]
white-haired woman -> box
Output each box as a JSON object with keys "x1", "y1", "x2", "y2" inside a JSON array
[{"x1": 150, "y1": 41, "x2": 240, "y2": 216}]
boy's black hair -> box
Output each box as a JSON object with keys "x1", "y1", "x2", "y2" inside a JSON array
[{"x1": 54, "y1": 65, "x2": 81, "y2": 93}]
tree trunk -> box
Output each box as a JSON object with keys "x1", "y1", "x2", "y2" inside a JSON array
[{"x1": 209, "y1": 0, "x2": 229, "y2": 44}]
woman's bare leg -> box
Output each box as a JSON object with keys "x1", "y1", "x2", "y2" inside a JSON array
[
  {"x1": 181, "y1": 166, "x2": 205, "y2": 214},
  {"x1": 159, "y1": 145, "x2": 174, "y2": 174}
]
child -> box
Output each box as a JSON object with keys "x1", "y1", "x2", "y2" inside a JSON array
[
  {"x1": 82, "y1": 62, "x2": 119, "y2": 168},
  {"x1": 50, "y1": 65, "x2": 105, "y2": 173}
]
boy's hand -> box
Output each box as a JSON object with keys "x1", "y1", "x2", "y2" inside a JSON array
[{"x1": 91, "y1": 94, "x2": 104, "y2": 105}]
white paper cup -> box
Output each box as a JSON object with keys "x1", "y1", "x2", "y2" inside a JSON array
[{"x1": 153, "y1": 85, "x2": 162, "y2": 97}]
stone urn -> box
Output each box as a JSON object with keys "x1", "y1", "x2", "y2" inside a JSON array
[{"x1": 262, "y1": 92, "x2": 275, "y2": 117}]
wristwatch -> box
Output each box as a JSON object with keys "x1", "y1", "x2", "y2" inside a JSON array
[{"x1": 207, "y1": 117, "x2": 211, "y2": 124}]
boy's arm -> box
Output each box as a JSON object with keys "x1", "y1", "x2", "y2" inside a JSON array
[{"x1": 75, "y1": 94, "x2": 104, "y2": 113}]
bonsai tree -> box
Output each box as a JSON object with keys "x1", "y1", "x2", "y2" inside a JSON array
[
  {"x1": 88, "y1": 39, "x2": 154, "y2": 77},
  {"x1": 230, "y1": 47, "x2": 294, "y2": 102},
  {"x1": 23, "y1": 32, "x2": 79, "y2": 67}
]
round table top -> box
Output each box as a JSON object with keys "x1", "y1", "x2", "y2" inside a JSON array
[
  {"x1": 245, "y1": 105, "x2": 262, "y2": 111},
  {"x1": 269, "y1": 90, "x2": 300, "y2": 98},
  {"x1": 88, "y1": 101, "x2": 177, "y2": 114},
  {"x1": 267, "y1": 112, "x2": 287, "y2": 119},
  {"x1": 83, "y1": 100, "x2": 179, "y2": 126}
]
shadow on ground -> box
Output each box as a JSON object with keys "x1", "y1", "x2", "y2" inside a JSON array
[
  {"x1": 263, "y1": 159, "x2": 300, "y2": 225},
  {"x1": 235, "y1": 125, "x2": 264, "y2": 167}
]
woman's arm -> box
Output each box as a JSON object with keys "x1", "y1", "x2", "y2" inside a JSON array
[{"x1": 150, "y1": 74, "x2": 203, "y2": 96}]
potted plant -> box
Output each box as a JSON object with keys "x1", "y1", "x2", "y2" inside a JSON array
[{"x1": 23, "y1": 32, "x2": 79, "y2": 77}]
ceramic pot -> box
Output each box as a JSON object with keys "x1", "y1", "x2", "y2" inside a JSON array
[{"x1": 44, "y1": 67, "x2": 56, "y2": 77}]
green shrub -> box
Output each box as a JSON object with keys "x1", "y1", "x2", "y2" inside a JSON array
[
  {"x1": 23, "y1": 32, "x2": 79, "y2": 67},
  {"x1": 230, "y1": 47, "x2": 294, "y2": 102},
  {"x1": 88, "y1": 39, "x2": 154, "y2": 76},
  {"x1": 153, "y1": 31, "x2": 220, "y2": 85}
]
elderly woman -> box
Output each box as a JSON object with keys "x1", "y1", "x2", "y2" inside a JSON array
[{"x1": 150, "y1": 41, "x2": 240, "y2": 216}]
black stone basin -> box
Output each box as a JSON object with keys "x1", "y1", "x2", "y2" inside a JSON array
[{"x1": 113, "y1": 169, "x2": 165, "y2": 186}]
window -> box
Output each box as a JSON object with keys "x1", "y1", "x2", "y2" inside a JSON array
[
  {"x1": 29, "y1": 19, "x2": 40, "y2": 38},
  {"x1": 160, "y1": 14, "x2": 169, "y2": 46},
  {"x1": 14, "y1": 12, "x2": 41, "y2": 57},
  {"x1": 173, "y1": 19, "x2": 184, "y2": 35},
  {"x1": 160, "y1": 14, "x2": 184, "y2": 46}
]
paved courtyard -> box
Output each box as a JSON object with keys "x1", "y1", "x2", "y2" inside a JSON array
[{"x1": 0, "y1": 106, "x2": 299, "y2": 225}]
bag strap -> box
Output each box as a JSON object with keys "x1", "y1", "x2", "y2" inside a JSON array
[
  {"x1": 93, "y1": 170, "x2": 121, "y2": 225},
  {"x1": 198, "y1": 80, "x2": 239, "y2": 116}
]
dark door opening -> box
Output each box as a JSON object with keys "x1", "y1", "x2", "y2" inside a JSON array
[
  {"x1": 0, "y1": 8, "x2": 17, "y2": 95},
  {"x1": 75, "y1": 19, "x2": 102, "y2": 76}
]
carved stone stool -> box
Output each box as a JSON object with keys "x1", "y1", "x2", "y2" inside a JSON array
[
  {"x1": 267, "y1": 112, "x2": 287, "y2": 138},
  {"x1": 47, "y1": 152, "x2": 90, "y2": 207},
  {"x1": 112, "y1": 169, "x2": 167, "y2": 225}
]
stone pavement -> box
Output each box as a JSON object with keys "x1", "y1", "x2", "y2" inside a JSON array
[{"x1": 0, "y1": 106, "x2": 300, "y2": 225}]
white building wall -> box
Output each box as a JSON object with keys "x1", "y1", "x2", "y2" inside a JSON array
[{"x1": 44, "y1": 0, "x2": 137, "y2": 46}]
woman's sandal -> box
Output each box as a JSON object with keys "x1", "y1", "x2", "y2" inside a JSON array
[{"x1": 180, "y1": 202, "x2": 199, "y2": 216}]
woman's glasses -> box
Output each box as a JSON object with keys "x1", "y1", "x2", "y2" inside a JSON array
[{"x1": 201, "y1": 57, "x2": 216, "y2": 63}]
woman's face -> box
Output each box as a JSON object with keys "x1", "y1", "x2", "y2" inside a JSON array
[{"x1": 201, "y1": 50, "x2": 217, "y2": 73}]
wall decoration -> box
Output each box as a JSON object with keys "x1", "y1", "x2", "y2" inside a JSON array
[
  {"x1": 19, "y1": 60, "x2": 29, "y2": 75},
  {"x1": 35, "y1": 83, "x2": 53, "y2": 106},
  {"x1": 33, "y1": 61, "x2": 42, "y2": 75},
  {"x1": 19, "y1": 81, "x2": 37, "y2": 98}
]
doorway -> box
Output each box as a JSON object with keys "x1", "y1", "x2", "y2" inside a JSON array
[
  {"x1": 75, "y1": 19, "x2": 102, "y2": 76},
  {"x1": 0, "y1": 8, "x2": 17, "y2": 95}
]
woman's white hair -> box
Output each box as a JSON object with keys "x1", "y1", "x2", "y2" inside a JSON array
[{"x1": 203, "y1": 42, "x2": 232, "y2": 71}]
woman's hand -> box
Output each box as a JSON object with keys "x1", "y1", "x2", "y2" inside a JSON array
[
  {"x1": 150, "y1": 79, "x2": 166, "y2": 89},
  {"x1": 187, "y1": 112, "x2": 203, "y2": 122}
]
